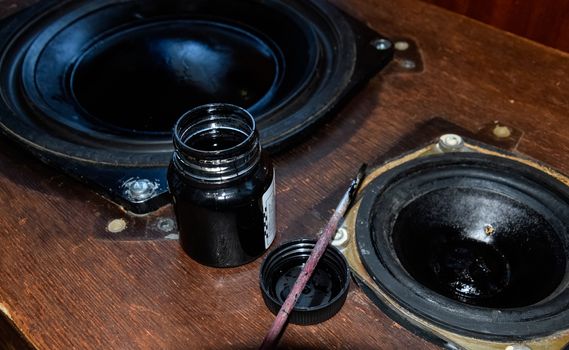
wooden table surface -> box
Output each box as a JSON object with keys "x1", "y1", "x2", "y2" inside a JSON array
[{"x1": 1, "y1": 0, "x2": 569, "y2": 349}]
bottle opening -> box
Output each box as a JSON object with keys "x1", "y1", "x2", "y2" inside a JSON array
[
  {"x1": 174, "y1": 103, "x2": 256, "y2": 156},
  {"x1": 172, "y1": 103, "x2": 261, "y2": 182},
  {"x1": 185, "y1": 127, "x2": 249, "y2": 153}
]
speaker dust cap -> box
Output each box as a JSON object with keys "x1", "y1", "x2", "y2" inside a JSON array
[{"x1": 260, "y1": 239, "x2": 350, "y2": 325}]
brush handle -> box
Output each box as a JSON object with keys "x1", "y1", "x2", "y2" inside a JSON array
[{"x1": 260, "y1": 164, "x2": 366, "y2": 349}]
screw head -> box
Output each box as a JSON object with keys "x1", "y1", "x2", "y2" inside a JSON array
[
  {"x1": 394, "y1": 41, "x2": 410, "y2": 51},
  {"x1": 156, "y1": 218, "x2": 176, "y2": 233},
  {"x1": 438, "y1": 134, "x2": 464, "y2": 152},
  {"x1": 505, "y1": 345, "x2": 531, "y2": 350},
  {"x1": 371, "y1": 38, "x2": 392, "y2": 51},
  {"x1": 332, "y1": 227, "x2": 349, "y2": 248},
  {"x1": 123, "y1": 178, "x2": 158, "y2": 202},
  {"x1": 107, "y1": 219, "x2": 127, "y2": 233},
  {"x1": 493, "y1": 124, "x2": 512, "y2": 139},
  {"x1": 399, "y1": 59, "x2": 416, "y2": 70}
]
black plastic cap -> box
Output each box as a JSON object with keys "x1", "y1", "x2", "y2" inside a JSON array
[{"x1": 259, "y1": 239, "x2": 350, "y2": 325}]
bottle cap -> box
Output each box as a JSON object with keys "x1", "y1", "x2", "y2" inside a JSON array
[{"x1": 259, "y1": 239, "x2": 350, "y2": 325}]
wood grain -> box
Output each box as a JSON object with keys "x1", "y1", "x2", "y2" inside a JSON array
[
  {"x1": 1, "y1": 0, "x2": 569, "y2": 349},
  {"x1": 420, "y1": 0, "x2": 569, "y2": 53}
]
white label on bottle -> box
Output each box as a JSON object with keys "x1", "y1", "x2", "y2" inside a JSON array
[{"x1": 262, "y1": 170, "x2": 276, "y2": 249}]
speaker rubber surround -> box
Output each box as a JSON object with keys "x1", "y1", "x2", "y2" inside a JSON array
[{"x1": 355, "y1": 151, "x2": 569, "y2": 341}]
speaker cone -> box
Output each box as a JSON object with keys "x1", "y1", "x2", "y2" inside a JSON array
[{"x1": 0, "y1": 0, "x2": 392, "y2": 212}]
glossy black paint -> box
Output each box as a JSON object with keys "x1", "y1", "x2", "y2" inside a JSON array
[
  {"x1": 72, "y1": 21, "x2": 282, "y2": 133},
  {"x1": 356, "y1": 152, "x2": 569, "y2": 340},
  {"x1": 168, "y1": 104, "x2": 273, "y2": 267},
  {"x1": 393, "y1": 187, "x2": 565, "y2": 308},
  {"x1": 0, "y1": 0, "x2": 392, "y2": 213},
  {"x1": 168, "y1": 162, "x2": 273, "y2": 266},
  {"x1": 273, "y1": 260, "x2": 340, "y2": 309},
  {"x1": 185, "y1": 128, "x2": 247, "y2": 152}
]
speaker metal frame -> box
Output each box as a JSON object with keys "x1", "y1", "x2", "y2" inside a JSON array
[{"x1": 338, "y1": 137, "x2": 569, "y2": 350}]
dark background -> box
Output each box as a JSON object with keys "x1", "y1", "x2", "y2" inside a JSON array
[{"x1": 422, "y1": 0, "x2": 569, "y2": 52}]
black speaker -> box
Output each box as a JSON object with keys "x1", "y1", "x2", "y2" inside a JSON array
[
  {"x1": 0, "y1": 0, "x2": 392, "y2": 213},
  {"x1": 342, "y1": 138, "x2": 569, "y2": 349}
]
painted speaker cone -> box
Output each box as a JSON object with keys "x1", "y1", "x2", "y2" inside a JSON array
[
  {"x1": 0, "y1": 0, "x2": 392, "y2": 212},
  {"x1": 345, "y1": 144, "x2": 569, "y2": 349}
]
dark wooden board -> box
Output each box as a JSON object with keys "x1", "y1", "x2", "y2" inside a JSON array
[{"x1": 1, "y1": 0, "x2": 569, "y2": 348}]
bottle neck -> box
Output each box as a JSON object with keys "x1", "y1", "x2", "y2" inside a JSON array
[{"x1": 172, "y1": 104, "x2": 262, "y2": 183}]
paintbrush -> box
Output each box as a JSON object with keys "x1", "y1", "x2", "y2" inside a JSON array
[{"x1": 259, "y1": 163, "x2": 368, "y2": 349}]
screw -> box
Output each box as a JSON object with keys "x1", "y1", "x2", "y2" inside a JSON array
[
  {"x1": 505, "y1": 345, "x2": 531, "y2": 350},
  {"x1": 156, "y1": 218, "x2": 176, "y2": 233},
  {"x1": 493, "y1": 124, "x2": 512, "y2": 139},
  {"x1": 394, "y1": 41, "x2": 410, "y2": 51},
  {"x1": 438, "y1": 134, "x2": 464, "y2": 152},
  {"x1": 123, "y1": 178, "x2": 158, "y2": 203},
  {"x1": 371, "y1": 38, "x2": 392, "y2": 51},
  {"x1": 107, "y1": 219, "x2": 127, "y2": 233},
  {"x1": 399, "y1": 59, "x2": 416, "y2": 70},
  {"x1": 332, "y1": 227, "x2": 349, "y2": 248},
  {"x1": 444, "y1": 343, "x2": 461, "y2": 350}
]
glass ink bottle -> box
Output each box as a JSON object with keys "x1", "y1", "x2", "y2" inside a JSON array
[{"x1": 168, "y1": 103, "x2": 276, "y2": 267}]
